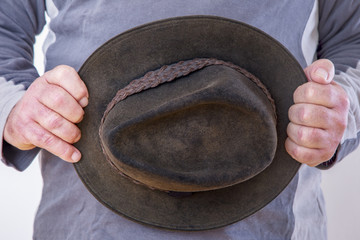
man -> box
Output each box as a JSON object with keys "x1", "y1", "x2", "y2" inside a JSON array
[{"x1": 0, "y1": 0, "x2": 359, "y2": 239}]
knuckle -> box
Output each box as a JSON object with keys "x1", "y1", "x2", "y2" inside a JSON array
[
  {"x1": 337, "y1": 117, "x2": 347, "y2": 131},
  {"x1": 50, "y1": 91, "x2": 66, "y2": 108},
  {"x1": 24, "y1": 126, "x2": 43, "y2": 146},
  {"x1": 320, "y1": 111, "x2": 332, "y2": 126},
  {"x1": 52, "y1": 93, "x2": 64, "y2": 107},
  {"x1": 314, "y1": 107, "x2": 331, "y2": 127},
  {"x1": 310, "y1": 128, "x2": 326, "y2": 144},
  {"x1": 327, "y1": 88, "x2": 337, "y2": 105},
  {"x1": 289, "y1": 105, "x2": 306, "y2": 124},
  {"x1": 304, "y1": 84, "x2": 316, "y2": 100},
  {"x1": 73, "y1": 109, "x2": 85, "y2": 123},
  {"x1": 332, "y1": 112, "x2": 348, "y2": 133},
  {"x1": 42, "y1": 134, "x2": 56, "y2": 147},
  {"x1": 74, "y1": 127, "x2": 81, "y2": 140},
  {"x1": 299, "y1": 126, "x2": 319, "y2": 144},
  {"x1": 29, "y1": 75, "x2": 48, "y2": 90},
  {"x1": 289, "y1": 144, "x2": 315, "y2": 165},
  {"x1": 297, "y1": 126, "x2": 305, "y2": 142},
  {"x1": 37, "y1": 107, "x2": 53, "y2": 126},
  {"x1": 47, "y1": 113, "x2": 64, "y2": 130},
  {"x1": 54, "y1": 65, "x2": 76, "y2": 78},
  {"x1": 298, "y1": 106, "x2": 309, "y2": 123},
  {"x1": 68, "y1": 127, "x2": 81, "y2": 143},
  {"x1": 324, "y1": 85, "x2": 334, "y2": 98},
  {"x1": 339, "y1": 93, "x2": 350, "y2": 110},
  {"x1": 57, "y1": 145, "x2": 73, "y2": 160},
  {"x1": 36, "y1": 131, "x2": 56, "y2": 147}
]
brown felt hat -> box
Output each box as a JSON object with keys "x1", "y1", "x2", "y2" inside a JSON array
[{"x1": 74, "y1": 15, "x2": 306, "y2": 230}]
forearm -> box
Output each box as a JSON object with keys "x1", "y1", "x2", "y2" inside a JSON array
[{"x1": 317, "y1": 0, "x2": 360, "y2": 165}]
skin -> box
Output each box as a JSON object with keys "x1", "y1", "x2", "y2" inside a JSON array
[
  {"x1": 286, "y1": 59, "x2": 349, "y2": 166},
  {"x1": 3, "y1": 59, "x2": 349, "y2": 166},
  {"x1": 3, "y1": 65, "x2": 88, "y2": 163}
]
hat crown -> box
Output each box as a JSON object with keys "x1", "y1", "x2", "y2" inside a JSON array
[{"x1": 101, "y1": 62, "x2": 277, "y2": 192}]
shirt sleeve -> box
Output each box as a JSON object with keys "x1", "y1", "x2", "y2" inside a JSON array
[
  {"x1": 317, "y1": 0, "x2": 360, "y2": 168},
  {"x1": 0, "y1": 0, "x2": 46, "y2": 171}
]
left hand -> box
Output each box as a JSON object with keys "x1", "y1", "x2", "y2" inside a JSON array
[{"x1": 285, "y1": 59, "x2": 349, "y2": 167}]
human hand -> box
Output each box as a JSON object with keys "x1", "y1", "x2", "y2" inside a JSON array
[
  {"x1": 285, "y1": 59, "x2": 349, "y2": 167},
  {"x1": 3, "y1": 65, "x2": 89, "y2": 163}
]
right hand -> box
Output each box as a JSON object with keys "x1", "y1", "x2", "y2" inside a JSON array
[{"x1": 4, "y1": 65, "x2": 89, "y2": 163}]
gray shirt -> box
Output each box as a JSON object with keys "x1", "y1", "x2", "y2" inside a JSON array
[{"x1": 1, "y1": 0, "x2": 360, "y2": 239}]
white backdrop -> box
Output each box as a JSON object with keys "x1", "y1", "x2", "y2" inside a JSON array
[{"x1": 0, "y1": 25, "x2": 360, "y2": 240}]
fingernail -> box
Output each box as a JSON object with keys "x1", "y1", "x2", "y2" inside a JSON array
[
  {"x1": 71, "y1": 150, "x2": 81, "y2": 162},
  {"x1": 79, "y1": 97, "x2": 88, "y2": 108},
  {"x1": 315, "y1": 68, "x2": 329, "y2": 81}
]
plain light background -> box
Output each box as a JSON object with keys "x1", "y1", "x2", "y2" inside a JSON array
[{"x1": 1, "y1": 22, "x2": 360, "y2": 240}]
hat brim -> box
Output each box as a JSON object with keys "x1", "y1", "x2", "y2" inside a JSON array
[{"x1": 74, "y1": 15, "x2": 306, "y2": 230}]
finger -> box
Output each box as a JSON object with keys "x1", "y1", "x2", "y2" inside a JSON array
[
  {"x1": 288, "y1": 103, "x2": 334, "y2": 129},
  {"x1": 31, "y1": 103, "x2": 81, "y2": 144},
  {"x1": 43, "y1": 65, "x2": 89, "y2": 107},
  {"x1": 286, "y1": 122, "x2": 329, "y2": 149},
  {"x1": 285, "y1": 138, "x2": 330, "y2": 167},
  {"x1": 23, "y1": 121, "x2": 82, "y2": 163},
  {"x1": 36, "y1": 79, "x2": 85, "y2": 123},
  {"x1": 304, "y1": 59, "x2": 335, "y2": 85},
  {"x1": 293, "y1": 81, "x2": 341, "y2": 108}
]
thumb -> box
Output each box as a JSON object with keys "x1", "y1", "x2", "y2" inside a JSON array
[{"x1": 304, "y1": 59, "x2": 335, "y2": 85}]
